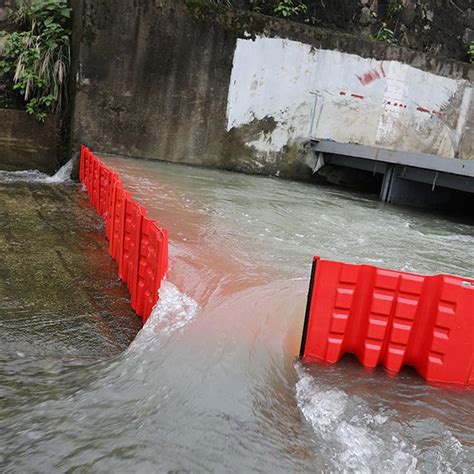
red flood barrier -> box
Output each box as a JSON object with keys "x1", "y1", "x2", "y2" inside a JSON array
[
  {"x1": 79, "y1": 145, "x2": 169, "y2": 323},
  {"x1": 300, "y1": 257, "x2": 474, "y2": 386}
]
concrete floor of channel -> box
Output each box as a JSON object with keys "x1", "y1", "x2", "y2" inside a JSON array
[{"x1": 0, "y1": 179, "x2": 142, "y2": 361}]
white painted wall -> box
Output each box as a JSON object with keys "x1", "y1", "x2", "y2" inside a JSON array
[{"x1": 227, "y1": 36, "x2": 472, "y2": 159}]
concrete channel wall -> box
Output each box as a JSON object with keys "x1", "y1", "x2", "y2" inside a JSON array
[{"x1": 73, "y1": 0, "x2": 474, "y2": 184}]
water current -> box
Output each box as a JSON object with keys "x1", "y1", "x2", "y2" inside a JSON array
[{"x1": 1, "y1": 156, "x2": 473, "y2": 472}]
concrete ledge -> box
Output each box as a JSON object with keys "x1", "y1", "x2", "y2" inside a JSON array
[
  {"x1": 0, "y1": 109, "x2": 59, "y2": 174},
  {"x1": 311, "y1": 140, "x2": 474, "y2": 178}
]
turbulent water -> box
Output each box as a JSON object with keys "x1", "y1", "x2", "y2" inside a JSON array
[{"x1": 1, "y1": 156, "x2": 473, "y2": 472}]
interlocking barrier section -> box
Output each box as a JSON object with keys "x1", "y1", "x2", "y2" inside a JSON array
[
  {"x1": 300, "y1": 257, "x2": 474, "y2": 386},
  {"x1": 79, "y1": 145, "x2": 168, "y2": 323}
]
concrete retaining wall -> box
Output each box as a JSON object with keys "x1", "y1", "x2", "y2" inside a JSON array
[{"x1": 71, "y1": 1, "x2": 473, "y2": 179}]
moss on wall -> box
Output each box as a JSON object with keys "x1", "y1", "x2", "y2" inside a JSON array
[
  {"x1": 186, "y1": 0, "x2": 474, "y2": 62},
  {"x1": 185, "y1": 0, "x2": 269, "y2": 39}
]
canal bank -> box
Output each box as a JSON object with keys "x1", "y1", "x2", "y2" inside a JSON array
[
  {"x1": 2, "y1": 157, "x2": 473, "y2": 471},
  {"x1": 0, "y1": 170, "x2": 141, "y2": 359}
]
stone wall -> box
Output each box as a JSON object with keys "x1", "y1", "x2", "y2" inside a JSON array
[
  {"x1": 0, "y1": 0, "x2": 13, "y2": 28},
  {"x1": 229, "y1": 0, "x2": 473, "y2": 62},
  {"x1": 73, "y1": 0, "x2": 473, "y2": 180}
]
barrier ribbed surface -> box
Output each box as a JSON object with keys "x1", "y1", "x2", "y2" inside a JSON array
[
  {"x1": 300, "y1": 257, "x2": 474, "y2": 386},
  {"x1": 79, "y1": 145, "x2": 168, "y2": 323}
]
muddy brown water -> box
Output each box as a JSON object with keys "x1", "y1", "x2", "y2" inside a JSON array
[{"x1": 1, "y1": 157, "x2": 473, "y2": 472}]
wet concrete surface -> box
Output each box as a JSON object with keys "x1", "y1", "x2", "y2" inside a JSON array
[{"x1": 0, "y1": 180, "x2": 142, "y2": 361}]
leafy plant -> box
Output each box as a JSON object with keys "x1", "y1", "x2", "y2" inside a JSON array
[
  {"x1": 373, "y1": 25, "x2": 397, "y2": 45},
  {"x1": 273, "y1": 0, "x2": 307, "y2": 18},
  {"x1": 187, "y1": 0, "x2": 311, "y2": 20},
  {"x1": 469, "y1": 42, "x2": 474, "y2": 63},
  {"x1": 0, "y1": 0, "x2": 71, "y2": 121},
  {"x1": 387, "y1": 0, "x2": 402, "y2": 19}
]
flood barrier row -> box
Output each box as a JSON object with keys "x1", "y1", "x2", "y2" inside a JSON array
[
  {"x1": 300, "y1": 257, "x2": 474, "y2": 386},
  {"x1": 78, "y1": 146, "x2": 473, "y2": 386},
  {"x1": 79, "y1": 146, "x2": 168, "y2": 323}
]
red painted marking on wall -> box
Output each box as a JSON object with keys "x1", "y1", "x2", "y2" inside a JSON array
[
  {"x1": 417, "y1": 106, "x2": 431, "y2": 113},
  {"x1": 385, "y1": 100, "x2": 408, "y2": 110},
  {"x1": 356, "y1": 65, "x2": 386, "y2": 86},
  {"x1": 351, "y1": 93, "x2": 364, "y2": 99},
  {"x1": 339, "y1": 91, "x2": 347, "y2": 96}
]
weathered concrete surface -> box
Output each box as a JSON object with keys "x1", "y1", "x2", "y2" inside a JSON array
[
  {"x1": 0, "y1": 109, "x2": 60, "y2": 174},
  {"x1": 73, "y1": 0, "x2": 474, "y2": 180},
  {"x1": 228, "y1": 36, "x2": 473, "y2": 162},
  {"x1": 73, "y1": 0, "x2": 236, "y2": 171},
  {"x1": 0, "y1": 180, "x2": 141, "y2": 357}
]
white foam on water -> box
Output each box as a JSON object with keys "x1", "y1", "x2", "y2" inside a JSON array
[
  {"x1": 0, "y1": 159, "x2": 73, "y2": 184},
  {"x1": 0, "y1": 169, "x2": 50, "y2": 183},
  {"x1": 44, "y1": 159, "x2": 74, "y2": 183},
  {"x1": 131, "y1": 281, "x2": 199, "y2": 349},
  {"x1": 295, "y1": 365, "x2": 419, "y2": 473},
  {"x1": 97, "y1": 281, "x2": 199, "y2": 387}
]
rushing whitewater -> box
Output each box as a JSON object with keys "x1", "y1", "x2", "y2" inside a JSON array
[
  {"x1": 0, "y1": 159, "x2": 73, "y2": 184},
  {"x1": 1, "y1": 156, "x2": 473, "y2": 472}
]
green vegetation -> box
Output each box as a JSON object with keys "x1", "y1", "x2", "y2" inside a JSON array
[
  {"x1": 189, "y1": 0, "x2": 405, "y2": 45},
  {"x1": 373, "y1": 25, "x2": 397, "y2": 45},
  {"x1": 469, "y1": 42, "x2": 474, "y2": 63},
  {"x1": 370, "y1": 0, "x2": 401, "y2": 45},
  {"x1": 272, "y1": 0, "x2": 307, "y2": 18},
  {"x1": 0, "y1": 0, "x2": 71, "y2": 122},
  {"x1": 387, "y1": 0, "x2": 403, "y2": 19},
  {"x1": 193, "y1": 0, "x2": 308, "y2": 19}
]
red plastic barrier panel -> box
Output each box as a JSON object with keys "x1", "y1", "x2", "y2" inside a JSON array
[
  {"x1": 132, "y1": 217, "x2": 150, "y2": 318},
  {"x1": 98, "y1": 165, "x2": 111, "y2": 218},
  {"x1": 78, "y1": 146, "x2": 170, "y2": 325},
  {"x1": 109, "y1": 184, "x2": 131, "y2": 262},
  {"x1": 105, "y1": 172, "x2": 120, "y2": 241},
  {"x1": 87, "y1": 149, "x2": 94, "y2": 191},
  {"x1": 79, "y1": 145, "x2": 86, "y2": 183},
  {"x1": 119, "y1": 197, "x2": 145, "y2": 286},
  {"x1": 300, "y1": 257, "x2": 474, "y2": 386},
  {"x1": 131, "y1": 218, "x2": 168, "y2": 321},
  {"x1": 143, "y1": 223, "x2": 168, "y2": 322}
]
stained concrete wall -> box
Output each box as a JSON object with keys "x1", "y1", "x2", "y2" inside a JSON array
[
  {"x1": 73, "y1": 0, "x2": 474, "y2": 179},
  {"x1": 73, "y1": 0, "x2": 237, "y2": 171},
  {"x1": 228, "y1": 37, "x2": 473, "y2": 160}
]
